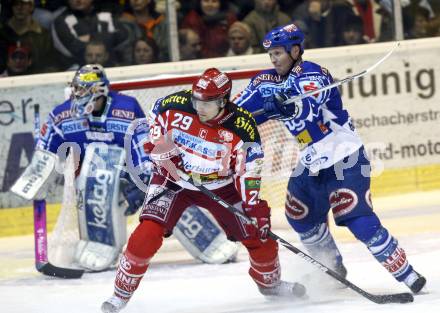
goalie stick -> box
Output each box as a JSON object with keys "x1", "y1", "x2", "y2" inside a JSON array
[
  {"x1": 252, "y1": 42, "x2": 400, "y2": 116},
  {"x1": 177, "y1": 170, "x2": 414, "y2": 304},
  {"x1": 32, "y1": 104, "x2": 84, "y2": 279}
]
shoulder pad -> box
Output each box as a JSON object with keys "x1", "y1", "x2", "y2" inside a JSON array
[
  {"x1": 156, "y1": 90, "x2": 193, "y2": 114},
  {"x1": 223, "y1": 106, "x2": 260, "y2": 143}
]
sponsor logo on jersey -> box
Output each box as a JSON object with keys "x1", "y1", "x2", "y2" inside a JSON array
[
  {"x1": 61, "y1": 119, "x2": 89, "y2": 134},
  {"x1": 53, "y1": 110, "x2": 71, "y2": 124},
  {"x1": 234, "y1": 116, "x2": 256, "y2": 141},
  {"x1": 161, "y1": 94, "x2": 188, "y2": 106},
  {"x1": 285, "y1": 192, "x2": 309, "y2": 220},
  {"x1": 296, "y1": 130, "x2": 313, "y2": 150},
  {"x1": 330, "y1": 188, "x2": 358, "y2": 218},
  {"x1": 252, "y1": 73, "x2": 282, "y2": 86},
  {"x1": 112, "y1": 109, "x2": 135, "y2": 120},
  {"x1": 107, "y1": 120, "x2": 129, "y2": 133},
  {"x1": 182, "y1": 162, "x2": 221, "y2": 175},
  {"x1": 246, "y1": 144, "x2": 264, "y2": 162},
  {"x1": 301, "y1": 81, "x2": 320, "y2": 98},
  {"x1": 218, "y1": 129, "x2": 233, "y2": 142},
  {"x1": 244, "y1": 178, "x2": 260, "y2": 190},
  {"x1": 174, "y1": 130, "x2": 226, "y2": 159},
  {"x1": 86, "y1": 131, "x2": 114, "y2": 141},
  {"x1": 318, "y1": 121, "x2": 329, "y2": 134}
]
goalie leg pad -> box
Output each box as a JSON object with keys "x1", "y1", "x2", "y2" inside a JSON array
[
  {"x1": 75, "y1": 240, "x2": 121, "y2": 271},
  {"x1": 173, "y1": 205, "x2": 238, "y2": 264},
  {"x1": 75, "y1": 144, "x2": 127, "y2": 271}
]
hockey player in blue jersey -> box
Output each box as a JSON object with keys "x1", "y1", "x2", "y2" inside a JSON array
[{"x1": 234, "y1": 23, "x2": 426, "y2": 294}]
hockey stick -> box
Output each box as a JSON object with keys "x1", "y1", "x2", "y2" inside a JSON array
[
  {"x1": 177, "y1": 171, "x2": 413, "y2": 304},
  {"x1": 32, "y1": 104, "x2": 84, "y2": 279},
  {"x1": 252, "y1": 42, "x2": 400, "y2": 116}
]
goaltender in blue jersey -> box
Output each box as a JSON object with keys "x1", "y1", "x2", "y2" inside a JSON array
[{"x1": 234, "y1": 23, "x2": 426, "y2": 294}]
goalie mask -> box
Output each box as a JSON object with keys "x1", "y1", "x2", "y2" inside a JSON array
[{"x1": 70, "y1": 64, "x2": 109, "y2": 118}]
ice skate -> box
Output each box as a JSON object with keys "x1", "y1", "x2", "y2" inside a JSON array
[
  {"x1": 404, "y1": 270, "x2": 426, "y2": 294},
  {"x1": 101, "y1": 295, "x2": 127, "y2": 313},
  {"x1": 258, "y1": 280, "x2": 307, "y2": 299}
]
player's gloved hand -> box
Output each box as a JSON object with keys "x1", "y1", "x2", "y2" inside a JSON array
[
  {"x1": 153, "y1": 154, "x2": 183, "y2": 182},
  {"x1": 243, "y1": 200, "x2": 271, "y2": 241},
  {"x1": 150, "y1": 132, "x2": 183, "y2": 182},
  {"x1": 120, "y1": 175, "x2": 146, "y2": 216},
  {"x1": 263, "y1": 93, "x2": 302, "y2": 121}
]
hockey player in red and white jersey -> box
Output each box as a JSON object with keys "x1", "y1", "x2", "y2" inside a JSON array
[{"x1": 101, "y1": 68, "x2": 307, "y2": 312}]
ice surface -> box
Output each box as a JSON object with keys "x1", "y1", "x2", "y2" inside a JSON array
[{"x1": 1, "y1": 190, "x2": 439, "y2": 313}]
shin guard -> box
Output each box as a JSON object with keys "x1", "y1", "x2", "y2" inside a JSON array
[
  {"x1": 244, "y1": 239, "x2": 281, "y2": 288},
  {"x1": 114, "y1": 220, "x2": 164, "y2": 300},
  {"x1": 298, "y1": 223, "x2": 345, "y2": 275},
  {"x1": 366, "y1": 227, "x2": 412, "y2": 282}
]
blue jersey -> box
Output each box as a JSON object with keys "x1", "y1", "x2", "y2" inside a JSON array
[
  {"x1": 37, "y1": 90, "x2": 150, "y2": 178},
  {"x1": 235, "y1": 61, "x2": 363, "y2": 172}
]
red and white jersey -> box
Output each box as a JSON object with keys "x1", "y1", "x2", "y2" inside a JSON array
[{"x1": 146, "y1": 90, "x2": 264, "y2": 207}]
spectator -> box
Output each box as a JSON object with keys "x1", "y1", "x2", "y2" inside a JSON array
[
  {"x1": 228, "y1": 0, "x2": 255, "y2": 20},
  {"x1": 350, "y1": 0, "x2": 378, "y2": 42},
  {"x1": 132, "y1": 36, "x2": 158, "y2": 64},
  {"x1": 52, "y1": 0, "x2": 131, "y2": 69},
  {"x1": 0, "y1": 0, "x2": 57, "y2": 73},
  {"x1": 83, "y1": 38, "x2": 113, "y2": 67},
  {"x1": 1, "y1": 42, "x2": 33, "y2": 77},
  {"x1": 181, "y1": 0, "x2": 237, "y2": 58},
  {"x1": 338, "y1": 14, "x2": 369, "y2": 45},
  {"x1": 408, "y1": 6, "x2": 431, "y2": 38},
  {"x1": 178, "y1": 28, "x2": 202, "y2": 60},
  {"x1": 243, "y1": 0, "x2": 291, "y2": 53},
  {"x1": 32, "y1": 0, "x2": 66, "y2": 30},
  {"x1": 296, "y1": 0, "x2": 355, "y2": 48},
  {"x1": 121, "y1": 0, "x2": 169, "y2": 62},
  {"x1": 226, "y1": 21, "x2": 254, "y2": 56}
]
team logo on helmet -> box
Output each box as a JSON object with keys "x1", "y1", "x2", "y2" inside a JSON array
[
  {"x1": 283, "y1": 24, "x2": 298, "y2": 32},
  {"x1": 196, "y1": 78, "x2": 209, "y2": 89},
  {"x1": 213, "y1": 73, "x2": 229, "y2": 88},
  {"x1": 263, "y1": 39, "x2": 272, "y2": 49}
]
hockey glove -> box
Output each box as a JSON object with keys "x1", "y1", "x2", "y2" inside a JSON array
[
  {"x1": 263, "y1": 93, "x2": 303, "y2": 121},
  {"x1": 243, "y1": 200, "x2": 271, "y2": 241},
  {"x1": 149, "y1": 132, "x2": 183, "y2": 182},
  {"x1": 120, "y1": 176, "x2": 146, "y2": 216}
]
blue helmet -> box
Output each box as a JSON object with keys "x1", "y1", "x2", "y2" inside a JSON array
[
  {"x1": 262, "y1": 23, "x2": 305, "y2": 54},
  {"x1": 70, "y1": 64, "x2": 109, "y2": 118}
]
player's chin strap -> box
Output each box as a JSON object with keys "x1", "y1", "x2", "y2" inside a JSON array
[
  {"x1": 252, "y1": 42, "x2": 400, "y2": 117},
  {"x1": 176, "y1": 170, "x2": 413, "y2": 304}
]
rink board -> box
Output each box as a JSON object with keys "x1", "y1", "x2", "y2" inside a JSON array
[{"x1": 1, "y1": 170, "x2": 440, "y2": 237}]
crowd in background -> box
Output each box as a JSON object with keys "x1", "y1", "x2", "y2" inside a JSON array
[{"x1": 1, "y1": 0, "x2": 440, "y2": 77}]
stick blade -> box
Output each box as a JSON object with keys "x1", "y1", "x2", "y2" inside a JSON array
[
  {"x1": 37, "y1": 262, "x2": 84, "y2": 279},
  {"x1": 370, "y1": 292, "x2": 414, "y2": 304}
]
